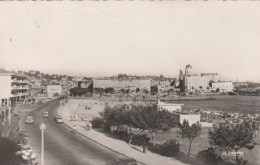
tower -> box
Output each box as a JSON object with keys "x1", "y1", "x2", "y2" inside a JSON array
[{"x1": 185, "y1": 64, "x2": 192, "y2": 75}]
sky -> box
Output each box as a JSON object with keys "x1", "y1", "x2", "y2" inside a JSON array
[{"x1": 0, "y1": 1, "x2": 260, "y2": 82}]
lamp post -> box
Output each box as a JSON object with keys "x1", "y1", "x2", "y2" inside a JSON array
[
  {"x1": 39, "y1": 123, "x2": 46, "y2": 165},
  {"x1": 8, "y1": 106, "x2": 11, "y2": 125}
]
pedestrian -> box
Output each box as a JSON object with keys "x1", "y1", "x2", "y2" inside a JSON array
[
  {"x1": 143, "y1": 143, "x2": 146, "y2": 153},
  {"x1": 73, "y1": 125, "x2": 77, "y2": 133}
]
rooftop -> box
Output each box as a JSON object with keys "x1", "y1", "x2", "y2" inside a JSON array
[{"x1": 157, "y1": 100, "x2": 183, "y2": 106}]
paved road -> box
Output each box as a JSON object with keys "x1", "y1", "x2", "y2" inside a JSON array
[{"x1": 19, "y1": 99, "x2": 126, "y2": 165}]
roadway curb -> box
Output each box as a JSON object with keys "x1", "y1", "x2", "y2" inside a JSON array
[{"x1": 62, "y1": 122, "x2": 146, "y2": 165}]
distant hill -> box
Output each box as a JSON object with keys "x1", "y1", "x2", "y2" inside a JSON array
[{"x1": 0, "y1": 68, "x2": 10, "y2": 73}]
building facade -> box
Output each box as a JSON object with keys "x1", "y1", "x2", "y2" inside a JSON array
[
  {"x1": 212, "y1": 81, "x2": 234, "y2": 92},
  {"x1": 180, "y1": 64, "x2": 219, "y2": 92},
  {"x1": 93, "y1": 79, "x2": 151, "y2": 92},
  {"x1": 0, "y1": 72, "x2": 29, "y2": 106},
  {"x1": 46, "y1": 84, "x2": 62, "y2": 98},
  {"x1": 157, "y1": 100, "x2": 200, "y2": 125},
  {"x1": 172, "y1": 112, "x2": 201, "y2": 125},
  {"x1": 157, "y1": 100, "x2": 183, "y2": 112}
]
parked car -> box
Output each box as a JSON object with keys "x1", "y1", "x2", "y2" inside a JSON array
[
  {"x1": 38, "y1": 100, "x2": 43, "y2": 104},
  {"x1": 25, "y1": 116, "x2": 34, "y2": 124},
  {"x1": 42, "y1": 112, "x2": 49, "y2": 118},
  {"x1": 16, "y1": 145, "x2": 36, "y2": 161},
  {"x1": 16, "y1": 138, "x2": 28, "y2": 145},
  {"x1": 106, "y1": 157, "x2": 137, "y2": 165},
  {"x1": 54, "y1": 115, "x2": 63, "y2": 123},
  {"x1": 13, "y1": 113, "x2": 21, "y2": 120}
]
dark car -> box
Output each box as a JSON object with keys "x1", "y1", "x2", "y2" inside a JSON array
[
  {"x1": 106, "y1": 157, "x2": 137, "y2": 165},
  {"x1": 38, "y1": 100, "x2": 43, "y2": 104}
]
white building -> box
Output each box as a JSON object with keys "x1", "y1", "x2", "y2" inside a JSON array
[
  {"x1": 180, "y1": 64, "x2": 219, "y2": 92},
  {"x1": 157, "y1": 100, "x2": 183, "y2": 112},
  {"x1": 46, "y1": 84, "x2": 62, "y2": 98},
  {"x1": 212, "y1": 81, "x2": 234, "y2": 92},
  {"x1": 0, "y1": 72, "x2": 29, "y2": 106},
  {"x1": 157, "y1": 100, "x2": 200, "y2": 125},
  {"x1": 93, "y1": 79, "x2": 151, "y2": 93},
  {"x1": 172, "y1": 112, "x2": 201, "y2": 125}
]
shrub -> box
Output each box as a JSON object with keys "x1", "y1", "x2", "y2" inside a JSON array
[
  {"x1": 131, "y1": 134, "x2": 150, "y2": 146},
  {"x1": 53, "y1": 92, "x2": 59, "y2": 97},
  {"x1": 103, "y1": 122, "x2": 111, "y2": 133},
  {"x1": 197, "y1": 147, "x2": 223, "y2": 165},
  {"x1": 113, "y1": 130, "x2": 130, "y2": 142},
  {"x1": 148, "y1": 139, "x2": 180, "y2": 157},
  {"x1": 91, "y1": 117, "x2": 104, "y2": 129},
  {"x1": 0, "y1": 137, "x2": 22, "y2": 165}
]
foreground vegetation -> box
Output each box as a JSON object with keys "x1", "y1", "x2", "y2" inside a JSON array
[
  {"x1": 90, "y1": 103, "x2": 258, "y2": 165},
  {"x1": 0, "y1": 122, "x2": 23, "y2": 165}
]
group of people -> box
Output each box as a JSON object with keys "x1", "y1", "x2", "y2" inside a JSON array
[{"x1": 72, "y1": 120, "x2": 92, "y2": 134}]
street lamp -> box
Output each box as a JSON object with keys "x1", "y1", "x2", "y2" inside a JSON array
[
  {"x1": 39, "y1": 123, "x2": 46, "y2": 165},
  {"x1": 8, "y1": 106, "x2": 11, "y2": 125}
]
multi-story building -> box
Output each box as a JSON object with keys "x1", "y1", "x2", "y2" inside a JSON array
[
  {"x1": 201, "y1": 73, "x2": 218, "y2": 83},
  {"x1": 93, "y1": 78, "x2": 151, "y2": 93},
  {"x1": 46, "y1": 83, "x2": 62, "y2": 98},
  {"x1": 179, "y1": 64, "x2": 219, "y2": 92},
  {"x1": 0, "y1": 72, "x2": 29, "y2": 106},
  {"x1": 151, "y1": 79, "x2": 171, "y2": 87},
  {"x1": 212, "y1": 81, "x2": 234, "y2": 92}
]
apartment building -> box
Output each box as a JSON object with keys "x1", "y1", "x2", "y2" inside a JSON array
[
  {"x1": 93, "y1": 78, "x2": 151, "y2": 92},
  {"x1": 0, "y1": 72, "x2": 29, "y2": 106},
  {"x1": 180, "y1": 64, "x2": 219, "y2": 92}
]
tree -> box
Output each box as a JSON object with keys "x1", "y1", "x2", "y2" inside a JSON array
[
  {"x1": 141, "y1": 106, "x2": 175, "y2": 146},
  {"x1": 170, "y1": 80, "x2": 176, "y2": 87},
  {"x1": 0, "y1": 137, "x2": 22, "y2": 165},
  {"x1": 136, "y1": 88, "x2": 140, "y2": 93},
  {"x1": 94, "y1": 88, "x2": 104, "y2": 96},
  {"x1": 101, "y1": 106, "x2": 124, "y2": 131},
  {"x1": 70, "y1": 87, "x2": 89, "y2": 96},
  {"x1": 159, "y1": 74, "x2": 165, "y2": 79},
  {"x1": 208, "y1": 121, "x2": 256, "y2": 165},
  {"x1": 216, "y1": 88, "x2": 220, "y2": 93},
  {"x1": 104, "y1": 87, "x2": 114, "y2": 93},
  {"x1": 125, "y1": 89, "x2": 130, "y2": 96},
  {"x1": 143, "y1": 89, "x2": 149, "y2": 96},
  {"x1": 151, "y1": 86, "x2": 158, "y2": 95},
  {"x1": 120, "y1": 89, "x2": 126, "y2": 96},
  {"x1": 88, "y1": 82, "x2": 93, "y2": 93},
  {"x1": 53, "y1": 92, "x2": 59, "y2": 97},
  {"x1": 209, "y1": 80, "x2": 214, "y2": 87},
  {"x1": 199, "y1": 86, "x2": 203, "y2": 92},
  {"x1": 178, "y1": 120, "x2": 201, "y2": 156}
]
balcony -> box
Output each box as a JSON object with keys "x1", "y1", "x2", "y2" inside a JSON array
[
  {"x1": 11, "y1": 92, "x2": 29, "y2": 97},
  {"x1": 11, "y1": 86, "x2": 29, "y2": 90},
  {"x1": 11, "y1": 79, "x2": 29, "y2": 84}
]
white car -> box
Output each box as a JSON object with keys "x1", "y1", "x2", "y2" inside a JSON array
[
  {"x1": 54, "y1": 115, "x2": 63, "y2": 123},
  {"x1": 16, "y1": 145, "x2": 36, "y2": 161},
  {"x1": 42, "y1": 112, "x2": 49, "y2": 118},
  {"x1": 25, "y1": 116, "x2": 34, "y2": 124}
]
